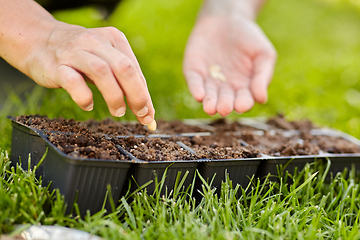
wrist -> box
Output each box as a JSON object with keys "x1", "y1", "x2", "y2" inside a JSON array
[{"x1": 199, "y1": 0, "x2": 266, "y2": 21}]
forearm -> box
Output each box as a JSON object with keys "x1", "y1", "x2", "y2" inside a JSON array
[
  {"x1": 199, "y1": 0, "x2": 267, "y2": 20},
  {"x1": 0, "y1": 0, "x2": 63, "y2": 75}
]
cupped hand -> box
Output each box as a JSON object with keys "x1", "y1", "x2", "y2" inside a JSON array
[
  {"x1": 183, "y1": 15, "x2": 276, "y2": 117},
  {"x1": 26, "y1": 23, "x2": 155, "y2": 125}
]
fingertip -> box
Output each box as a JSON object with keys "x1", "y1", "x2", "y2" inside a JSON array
[
  {"x1": 114, "y1": 106, "x2": 126, "y2": 117},
  {"x1": 193, "y1": 91, "x2": 205, "y2": 102},
  {"x1": 216, "y1": 102, "x2": 232, "y2": 117},
  {"x1": 251, "y1": 54, "x2": 275, "y2": 104},
  {"x1": 253, "y1": 88, "x2": 268, "y2": 104},
  {"x1": 142, "y1": 115, "x2": 153, "y2": 125},
  {"x1": 137, "y1": 104, "x2": 155, "y2": 125},
  {"x1": 234, "y1": 96, "x2": 255, "y2": 114},
  {"x1": 203, "y1": 102, "x2": 217, "y2": 116},
  {"x1": 84, "y1": 102, "x2": 94, "y2": 112},
  {"x1": 146, "y1": 119, "x2": 157, "y2": 131}
]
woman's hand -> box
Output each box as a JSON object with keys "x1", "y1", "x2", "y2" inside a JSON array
[
  {"x1": 0, "y1": 0, "x2": 155, "y2": 126},
  {"x1": 183, "y1": 0, "x2": 276, "y2": 116}
]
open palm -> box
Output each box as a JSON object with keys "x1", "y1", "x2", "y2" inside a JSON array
[{"x1": 183, "y1": 16, "x2": 276, "y2": 116}]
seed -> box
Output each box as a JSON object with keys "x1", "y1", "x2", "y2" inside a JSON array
[
  {"x1": 209, "y1": 64, "x2": 227, "y2": 82},
  {"x1": 146, "y1": 119, "x2": 157, "y2": 131}
]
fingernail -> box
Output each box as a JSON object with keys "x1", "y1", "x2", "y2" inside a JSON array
[
  {"x1": 146, "y1": 119, "x2": 157, "y2": 131},
  {"x1": 85, "y1": 102, "x2": 94, "y2": 111},
  {"x1": 137, "y1": 106, "x2": 148, "y2": 117},
  {"x1": 143, "y1": 115, "x2": 153, "y2": 125},
  {"x1": 115, "y1": 107, "x2": 126, "y2": 117}
]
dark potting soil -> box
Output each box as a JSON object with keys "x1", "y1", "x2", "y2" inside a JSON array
[
  {"x1": 83, "y1": 118, "x2": 210, "y2": 135},
  {"x1": 180, "y1": 135, "x2": 260, "y2": 159},
  {"x1": 13, "y1": 115, "x2": 360, "y2": 160},
  {"x1": 239, "y1": 130, "x2": 360, "y2": 156},
  {"x1": 15, "y1": 115, "x2": 210, "y2": 135},
  {"x1": 209, "y1": 118, "x2": 258, "y2": 132},
  {"x1": 113, "y1": 136, "x2": 200, "y2": 161},
  {"x1": 155, "y1": 119, "x2": 209, "y2": 134},
  {"x1": 15, "y1": 115, "x2": 88, "y2": 133},
  {"x1": 239, "y1": 131, "x2": 321, "y2": 156},
  {"x1": 82, "y1": 118, "x2": 148, "y2": 135},
  {"x1": 266, "y1": 114, "x2": 316, "y2": 131},
  {"x1": 48, "y1": 131, "x2": 130, "y2": 161}
]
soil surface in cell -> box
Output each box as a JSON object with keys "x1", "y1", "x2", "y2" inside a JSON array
[
  {"x1": 179, "y1": 135, "x2": 260, "y2": 159},
  {"x1": 208, "y1": 118, "x2": 259, "y2": 133},
  {"x1": 266, "y1": 114, "x2": 317, "y2": 131},
  {"x1": 15, "y1": 115, "x2": 87, "y2": 133},
  {"x1": 239, "y1": 130, "x2": 360, "y2": 156},
  {"x1": 114, "y1": 136, "x2": 200, "y2": 161},
  {"x1": 48, "y1": 131, "x2": 130, "y2": 161}
]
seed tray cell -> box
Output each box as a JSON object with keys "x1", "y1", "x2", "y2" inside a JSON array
[
  {"x1": 257, "y1": 127, "x2": 360, "y2": 178},
  {"x1": 117, "y1": 143, "x2": 199, "y2": 195},
  {"x1": 10, "y1": 120, "x2": 131, "y2": 216}
]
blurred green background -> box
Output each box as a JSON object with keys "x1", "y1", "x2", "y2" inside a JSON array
[{"x1": 2, "y1": 0, "x2": 360, "y2": 149}]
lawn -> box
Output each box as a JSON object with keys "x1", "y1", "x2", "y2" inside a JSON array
[{"x1": 2, "y1": 0, "x2": 360, "y2": 238}]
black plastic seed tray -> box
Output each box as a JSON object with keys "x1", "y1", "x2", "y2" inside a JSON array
[
  {"x1": 196, "y1": 158, "x2": 261, "y2": 197},
  {"x1": 10, "y1": 117, "x2": 263, "y2": 209},
  {"x1": 253, "y1": 127, "x2": 360, "y2": 180},
  {"x1": 116, "y1": 134, "x2": 261, "y2": 197},
  {"x1": 10, "y1": 120, "x2": 131, "y2": 216},
  {"x1": 117, "y1": 144, "x2": 199, "y2": 196},
  {"x1": 10, "y1": 115, "x2": 360, "y2": 215}
]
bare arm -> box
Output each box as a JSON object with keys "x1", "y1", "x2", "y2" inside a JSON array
[
  {"x1": 183, "y1": 0, "x2": 276, "y2": 116},
  {"x1": 0, "y1": 0, "x2": 155, "y2": 128}
]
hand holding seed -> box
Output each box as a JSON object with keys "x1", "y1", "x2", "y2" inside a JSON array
[
  {"x1": 0, "y1": 0, "x2": 155, "y2": 128},
  {"x1": 183, "y1": 15, "x2": 276, "y2": 117}
]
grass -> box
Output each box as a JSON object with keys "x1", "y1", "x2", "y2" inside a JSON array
[
  {"x1": 2, "y1": 151, "x2": 360, "y2": 239},
  {"x1": 2, "y1": 0, "x2": 360, "y2": 238}
]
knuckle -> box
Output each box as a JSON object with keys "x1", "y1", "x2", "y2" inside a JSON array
[
  {"x1": 106, "y1": 27, "x2": 127, "y2": 42},
  {"x1": 62, "y1": 73, "x2": 81, "y2": 88},
  {"x1": 79, "y1": 31, "x2": 96, "y2": 41},
  {"x1": 105, "y1": 91, "x2": 124, "y2": 104},
  {"x1": 106, "y1": 26, "x2": 120, "y2": 35},
  {"x1": 132, "y1": 92, "x2": 148, "y2": 106},
  {"x1": 89, "y1": 60, "x2": 110, "y2": 76},
  {"x1": 55, "y1": 47, "x2": 71, "y2": 61},
  {"x1": 114, "y1": 57, "x2": 135, "y2": 78}
]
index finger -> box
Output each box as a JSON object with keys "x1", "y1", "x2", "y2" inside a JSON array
[{"x1": 92, "y1": 44, "x2": 155, "y2": 125}]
